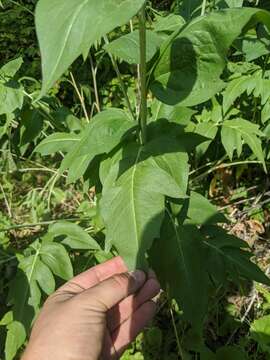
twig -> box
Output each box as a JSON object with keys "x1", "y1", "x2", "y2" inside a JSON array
[
  {"x1": 192, "y1": 160, "x2": 263, "y2": 182},
  {"x1": 219, "y1": 191, "x2": 270, "y2": 210},
  {"x1": 70, "y1": 72, "x2": 90, "y2": 122},
  {"x1": 0, "y1": 217, "x2": 92, "y2": 232},
  {"x1": 104, "y1": 35, "x2": 136, "y2": 121},
  {"x1": 6, "y1": 0, "x2": 34, "y2": 15},
  {"x1": 0, "y1": 183, "x2": 12, "y2": 218},
  {"x1": 240, "y1": 289, "x2": 258, "y2": 324},
  {"x1": 47, "y1": 173, "x2": 60, "y2": 210},
  {"x1": 0, "y1": 150, "x2": 67, "y2": 178},
  {"x1": 89, "y1": 54, "x2": 101, "y2": 113},
  {"x1": 226, "y1": 267, "x2": 270, "y2": 345},
  {"x1": 201, "y1": 0, "x2": 207, "y2": 15},
  {"x1": 170, "y1": 307, "x2": 184, "y2": 359}
]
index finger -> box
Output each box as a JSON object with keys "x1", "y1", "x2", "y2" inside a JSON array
[{"x1": 74, "y1": 256, "x2": 128, "y2": 289}]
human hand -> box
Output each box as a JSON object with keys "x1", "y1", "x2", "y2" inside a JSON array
[{"x1": 22, "y1": 256, "x2": 160, "y2": 360}]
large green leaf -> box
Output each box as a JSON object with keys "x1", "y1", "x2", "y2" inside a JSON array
[
  {"x1": 100, "y1": 143, "x2": 188, "y2": 270},
  {"x1": 105, "y1": 30, "x2": 161, "y2": 64},
  {"x1": 48, "y1": 221, "x2": 100, "y2": 250},
  {"x1": 151, "y1": 8, "x2": 270, "y2": 107},
  {"x1": 60, "y1": 108, "x2": 136, "y2": 183},
  {"x1": 150, "y1": 218, "x2": 208, "y2": 332},
  {"x1": 35, "y1": 0, "x2": 146, "y2": 95},
  {"x1": 143, "y1": 137, "x2": 189, "y2": 195}
]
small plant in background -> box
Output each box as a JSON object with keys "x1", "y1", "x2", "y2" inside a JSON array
[{"x1": 1, "y1": 0, "x2": 270, "y2": 359}]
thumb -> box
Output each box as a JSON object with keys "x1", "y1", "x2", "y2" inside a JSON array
[{"x1": 78, "y1": 270, "x2": 146, "y2": 310}]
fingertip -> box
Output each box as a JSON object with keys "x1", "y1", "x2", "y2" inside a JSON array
[
  {"x1": 148, "y1": 269, "x2": 157, "y2": 280},
  {"x1": 129, "y1": 270, "x2": 146, "y2": 287}
]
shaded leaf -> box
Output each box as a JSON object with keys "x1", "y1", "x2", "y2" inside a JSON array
[
  {"x1": 151, "y1": 8, "x2": 270, "y2": 107},
  {"x1": 203, "y1": 237, "x2": 270, "y2": 286},
  {"x1": 216, "y1": 346, "x2": 247, "y2": 360},
  {"x1": 194, "y1": 122, "x2": 218, "y2": 157},
  {"x1": 223, "y1": 75, "x2": 255, "y2": 114},
  {"x1": 20, "y1": 109, "x2": 44, "y2": 146},
  {"x1": 150, "y1": 99, "x2": 196, "y2": 126},
  {"x1": 150, "y1": 219, "x2": 208, "y2": 332},
  {"x1": 186, "y1": 192, "x2": 227, "y2": 225}
]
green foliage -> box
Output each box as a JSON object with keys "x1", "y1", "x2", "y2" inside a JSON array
[
  {"x1": 104, "y1": 30, "x2": 162, "y2": 64},
  {"x1": 1, "y1": 0, "x2": 270, "y2": 359},
  {"x1": 251, "y1": 315, "x2": 270, "y2": 354}
]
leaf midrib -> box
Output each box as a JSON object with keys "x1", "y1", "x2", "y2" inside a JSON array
[
  {"x1": 167, "y1": 211, "x2": 193, "y2": 301},
  {"x1": 129, "y1": 148, "x2": 142, "y2": 250},
  {"x1": 18, "y1": 247, "x2": 40, "y2": 322},
  {"x1": 46, "y1": 0, "x2": 89, "y2": 88}
]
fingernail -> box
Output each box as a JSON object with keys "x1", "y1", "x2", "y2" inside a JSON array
[
  {"x1": 129, "y1": 270, "x2": 146, "y2": 284},
  {"x1": 152, "y1": 290, "x2": 162, "y2": 304}
]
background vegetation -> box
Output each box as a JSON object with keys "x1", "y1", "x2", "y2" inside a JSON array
[{"x1": 1, "y1": 0, "x2": 270, "y2": 359}]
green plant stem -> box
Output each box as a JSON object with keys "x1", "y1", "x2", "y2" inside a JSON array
[
  {"x1": 201, "y1": 0, "x2": 207, "y2": 15},
  {"x1": 139, "y1": 4, "x2": 148, "y2": 145},
  {"x1": 170, "y1": 307, "x2": 184, "y2": 359},
  {"x1": 0, "y1": 183, "x2": 12, "y2": 218},
  {"x1": 89, "y1": 54, "x2": 101, "y2": 113},
  {"x1": 70, "y1": 72, "x2": 90, "y2": 122},
  {"x1": 104, "y1": 36, "x2": 135, "y2": 121}
]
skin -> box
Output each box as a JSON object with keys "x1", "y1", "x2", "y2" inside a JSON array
[{"x1": 22, "y1": 256, "x2": 160, "y2": 360}]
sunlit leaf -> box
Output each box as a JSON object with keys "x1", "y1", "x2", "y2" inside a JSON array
[{"x1": 36, "y1": 0, "x2": 146, "y2": 95}]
